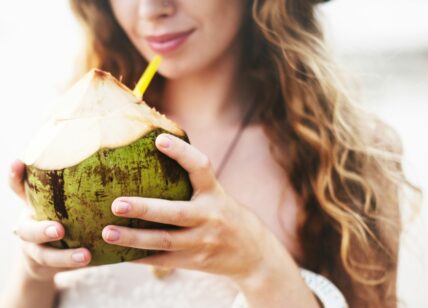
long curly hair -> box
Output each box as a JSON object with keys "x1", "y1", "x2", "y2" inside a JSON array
[{"x1": 69, "y1": 0, "x2": 420, "y2": 306}]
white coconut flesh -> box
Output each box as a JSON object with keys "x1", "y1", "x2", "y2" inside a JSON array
[{"x1": 23, "y1": 69, "x2": 183, "y2": 170}]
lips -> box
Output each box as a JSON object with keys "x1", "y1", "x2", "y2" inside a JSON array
[{"x1": 145, "y1": 29, "x2": 194, "y2": 55}]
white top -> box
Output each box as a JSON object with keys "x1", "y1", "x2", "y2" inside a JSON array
[
  {"x1": 55, "y1": 263, "x2": 348, "y2": 308},
  {"x1": 55, "y1": 263, "x2": 239, "y2": 308}
]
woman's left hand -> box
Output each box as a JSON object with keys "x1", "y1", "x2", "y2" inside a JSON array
[{"x1": 101, "y1": 133, "x2": 281, "y2": 283}]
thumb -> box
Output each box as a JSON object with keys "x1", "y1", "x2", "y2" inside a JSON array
[{"x1": 155, "y1": 134, "x2": 217, "y2": 193}]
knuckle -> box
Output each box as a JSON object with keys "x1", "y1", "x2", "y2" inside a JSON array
[
  {"x1": 174, "y1": 207, "x2": 187, "y2": 222},
  {"x1": 208, "y1": 210, "x2": 225, "y2": 229},
  {"x1": 136, "y1": 204, "x2": 149, "y2": 218},
  {"x1": 158, "y1": 230, "x2": 173, "y2": 250},
  {"x1": 31, "y1": 245, "x2": 47, "y2": 266},
  {"x1": 199, "y1": 155, "x2": 212, "y2": 172},
  {"x1": 202, "y1": 234, "x2": 218, "y2": 251},
  {"x1": 195, "y1": 250, "x2": 212, "y2": 269}
]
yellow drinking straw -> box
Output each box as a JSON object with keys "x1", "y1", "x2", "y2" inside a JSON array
[{"x1": 133, "y1": 55, "x2": 162, "y2": 98}]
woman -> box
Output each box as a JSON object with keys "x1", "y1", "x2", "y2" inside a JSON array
[{"x1": 2, "y1": 0, "x2": 418, "y2": 307}]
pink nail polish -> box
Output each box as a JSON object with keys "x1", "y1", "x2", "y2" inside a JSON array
[
  {"x1": 157, "y1": 135, "x2": 171, "y2": 148},
  {"x1": 106, "y1": 229, "x2": 120, "y2": 241},
  {"x1": 45, "y1": 226, "x2": 59, "y2": 239},
  {"x1": 72, "y1": 252, "x2": 85, "y2": 263},
  {"x1": 115, "y1": 201, "x2": 130, "y2": 214}
]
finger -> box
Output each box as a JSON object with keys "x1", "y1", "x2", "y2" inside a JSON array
[
  {"x1": 23, "y1": 243, "x2": 91, "y2": 268},
  {"x1": 9, "y1": 160, "x2": 27, "y2": 201},
  {"x1": 155, "y1": 134, "x2": 217, "y2": 192},
  {"x1": 112, "y1": 197, "x2": 203, "y2": 227},
  {"x1": 16, "y1": 216, "x2": 64, "y2": 244},
  {"x1": 102, "y1": 226, "x2": 198, "y2": 251}
]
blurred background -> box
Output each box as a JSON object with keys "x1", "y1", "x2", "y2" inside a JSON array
[{"x1": 0, "y1": 0, "x2": 427, "y2": 306}]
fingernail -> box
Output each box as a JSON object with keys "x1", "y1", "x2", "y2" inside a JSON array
[
  {"x1": 45, "y1": 226, "x2": 59, "y2": 239},
  {"x1": 71, "y1": 251, "x2": 86, "y2": 263},
  {"x1": 114, "y1": 201, "x2": 130, "y2": 214},
  {"x1": 157, "y1": 134, "x2": 171, "y2": 148},
  {"x1": 105, "y1": 229, "x2": 120, "y2": 241}
]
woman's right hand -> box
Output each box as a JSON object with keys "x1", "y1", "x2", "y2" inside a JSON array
[{"x1": 9, "y1": 161, "x2": 92, "y2": 282}]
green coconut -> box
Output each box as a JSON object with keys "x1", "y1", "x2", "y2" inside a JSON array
[{"x1": 23, "y1": 69, "x2": 192, "y2": 265}]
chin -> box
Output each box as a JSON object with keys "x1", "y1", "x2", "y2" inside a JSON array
[
  {"x1": 157, "y1": 60, "x2": 199, "y2": 80},
  {"x1": 157, "y1": 67, "x2": 184, "y2": 80}
]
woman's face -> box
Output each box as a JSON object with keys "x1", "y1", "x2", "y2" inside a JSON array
[{"x1": 110, "y1": 0, "x2": 247, "y2": 79}]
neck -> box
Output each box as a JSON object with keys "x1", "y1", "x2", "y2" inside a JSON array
[{"x1": 161, "y1": 49, "x2": 246, "y2": 129}]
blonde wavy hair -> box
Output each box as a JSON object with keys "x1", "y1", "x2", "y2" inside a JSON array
[{"x1": 70, "y1": 0, "x2": 420, "y2": 306}]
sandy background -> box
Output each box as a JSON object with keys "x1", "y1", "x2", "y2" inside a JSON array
[{"x1": 0, "y1": 0, "x2": 427, "y2": 306}]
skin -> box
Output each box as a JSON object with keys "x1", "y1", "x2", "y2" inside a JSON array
[
  {"x1": 111, "y1": 0, "x2": 247, "y2": 79},
  {"x1": 3, "y1": 1, "x2": 321, "y2": 307}
]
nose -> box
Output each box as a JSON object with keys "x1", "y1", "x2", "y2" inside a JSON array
[{"x1": 137, "y1": 0, "x2": 176, "y2": 21}]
